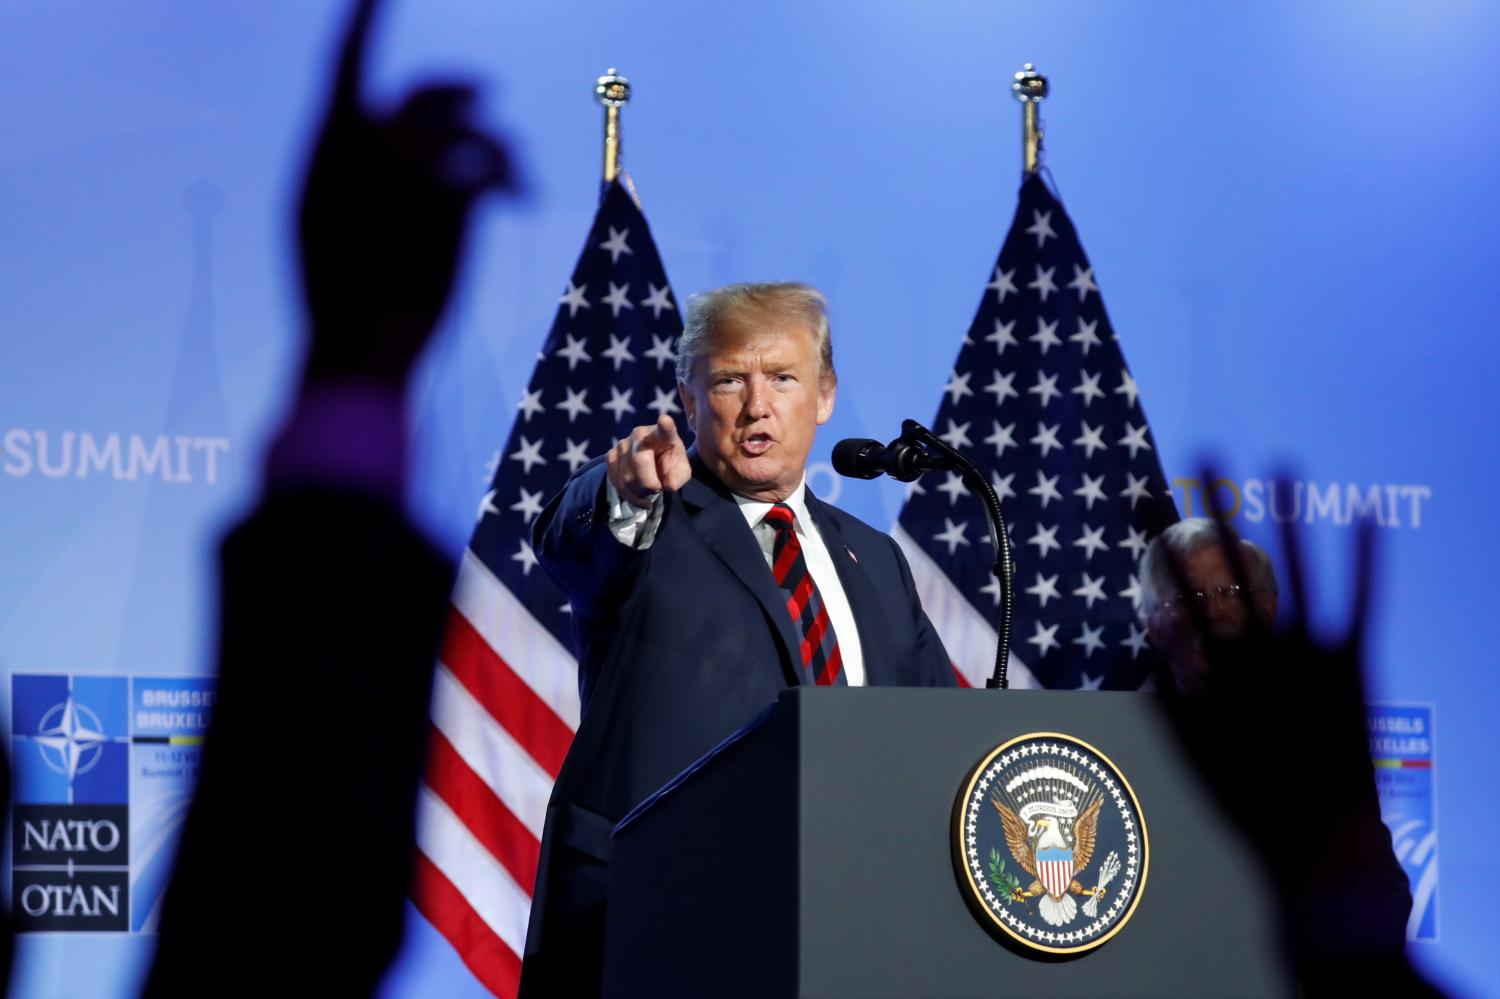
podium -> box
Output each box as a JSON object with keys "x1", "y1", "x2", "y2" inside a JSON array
[{"x1": 604, "y1": 687, "x2": 1297, "y2": 997}]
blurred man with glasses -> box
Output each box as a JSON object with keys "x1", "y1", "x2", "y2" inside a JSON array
[{"x1": 1139, "y1": 517, "x2": 1279, "y2": 695}]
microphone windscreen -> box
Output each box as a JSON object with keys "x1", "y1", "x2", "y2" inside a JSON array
[{"x1": 832, "y1": 438, "x2": 885, "y2": 479}]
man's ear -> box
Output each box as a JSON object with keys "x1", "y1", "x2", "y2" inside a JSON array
[
  {"x1": 678, "y1": 380, "x2": 697, "y2": 435},
  {"x1": 815, "y1": 374, "x2": 837, "y2": 425},
  {"x1": 1144, "y1": 609, "x2": 1169, "y2": 652}
]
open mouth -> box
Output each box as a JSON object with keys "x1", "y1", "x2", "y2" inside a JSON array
[{"x1": 740, "y1": 433, "x2": 774, "y2": 456}]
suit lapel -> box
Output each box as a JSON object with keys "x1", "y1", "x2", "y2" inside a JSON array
[
  {"x1": 678, "y1": 458, "x2": 804, "y2": 686},
  {"x1": 805, "y1": 492, "x2": 900, "y2": 686}
]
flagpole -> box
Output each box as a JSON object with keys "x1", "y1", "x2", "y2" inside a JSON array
[
  {"x1": 1011, "y1": 63, "x2": 1048, "y2": 177},
  {"x1": 595, "y1": 68, "x2": 630, "y2": 183}
]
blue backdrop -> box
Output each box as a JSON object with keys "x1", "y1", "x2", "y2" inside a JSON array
[{"x1": 2, "y1": 1, "x2": 1495, "y2": 995}]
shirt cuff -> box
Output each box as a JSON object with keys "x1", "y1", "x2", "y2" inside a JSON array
[
  {"x1": 265, "y1": 380, "x2": 405, "y2": 503},
  {"x1": 604, "y1": 478, "x2": 664, "y2": 549}
]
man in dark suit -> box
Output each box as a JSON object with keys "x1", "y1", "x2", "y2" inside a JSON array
[{"x1": 519, "y1": 283, "x2": 954, "y2": 997}]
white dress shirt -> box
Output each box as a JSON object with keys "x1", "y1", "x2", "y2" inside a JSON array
[{"x1": 605, "y1": 474, "x2": 866, "y2": 685}]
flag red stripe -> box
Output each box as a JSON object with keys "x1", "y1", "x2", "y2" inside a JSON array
[
  {"x1": 442, "y1": 606, "x2": 574, "y2": 778},
  {"x1": 412, "y1": 850, "x2": 523, "y2": 999},
  {"x1": 425, "y1": 726, "x2": 541, "y2": 895}
]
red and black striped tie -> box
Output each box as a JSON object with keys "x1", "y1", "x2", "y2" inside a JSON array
[{"x1": 763, "y1": 503, "x2": 846, "y2": 686}]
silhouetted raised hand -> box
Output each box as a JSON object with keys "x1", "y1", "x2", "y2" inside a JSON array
[
  {"x1": 143, "y1": 3, "x2": 511, "y2": 996},
  {"x1": 298, "y1": 0, "x2": 515, "y2": 389},
  {"x1": 1154, "y1": 471, "x2": 1437, "y2": 995}
]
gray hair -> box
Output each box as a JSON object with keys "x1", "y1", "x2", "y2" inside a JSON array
[
  {"x1": 675, "y1": 282, "x2": 835, "y2": 384},
  {"x1": 1138, "y1": 517, "x2": 1277, "y2": 621}
]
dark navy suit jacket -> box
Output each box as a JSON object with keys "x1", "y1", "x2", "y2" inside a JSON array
[{"x1": 518, "y1": 454, "x2": 953, "y2": 996}]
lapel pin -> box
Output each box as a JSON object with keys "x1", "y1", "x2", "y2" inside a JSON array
[{"x1": 845, "y1": 545, "x2": 859, "y2": 564}]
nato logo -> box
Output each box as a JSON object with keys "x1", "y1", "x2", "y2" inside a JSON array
[
  {"x1": 953, "y1": 732, "x2": 1148, "y2": 955},
  {"x1": 11, "y1": 674, "x2": 131, "y2": 931}
]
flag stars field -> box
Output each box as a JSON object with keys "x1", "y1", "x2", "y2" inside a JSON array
[
  {"x1": 945, "y1": 370, "x2": 973, "y2": 404},
  {"x1": 603, "y1": 386, "x2": 635, "y2": 422},
  {"x1": 1074, "y1": 524, "x2": 1108, "y2": 560},
  {"x1": 647, "y1": 386, "x2": 679, "y2": 418},
  {"x1": 510, "y1": 488, "x2": 544, "y2": 523},
  {"x1": 933, "y1": 518, "x2": 971, "y2": 554},
  {"x1": 557, "y1": 439, "x2": 590, "y2": 472},
  {"x1": 517, "y1": 388, "x2": 544, "y2": 421},
  {"x1": 988, "y1": 267, "x2": 1018, "y2": 303},
  {"x1": 1031, "y1": 318, "x2": 1062, "y2": 354},
  {"x1": 555, "y1": 333, "x2": 591, "y2": 370},
  {"x1": 602, "y1": 333, "x2": 635, "y2": 370},
  {"x1": 1027, "y1": 522, "x2": 1061, "y2": 557},
  {"x1": 1028, "y1": 264, "x2": 1058, "y2": 302},
  {"x1": 509, "y1": 436, "x2": 546, "y2": 474},
  {"x1": 985, "y1": 370, "x2": 1018, "y2": 404},
  {"x1": 1025, "y1": 209, "x2": 1056, "y2": 247},
  {"x1": 559, "y1": 280, "x2": 589, "y2": 317},
  {"x1": 644, "y1": 334, "x2": 676, "y2": 369},
  {"x1": 1067, "y1": 265, "x2": 1098, "y2": 301},
  {"x1": 987, "y1": 319, "x2": 1018, "y2": 353},
  {"x1": 1029, "y1": 371, "x2": 1061, "y2": 407},
  {"x1": 477, "y1": 489, "x2": 500, "y2": 522},
  {"x1": 895, "y1": 174, "x2": 1177, "y2": 691},
  {"x1": 1028, "y1": 621, "x2": 1061, "y2": 655},
  {"x1": 937, "y1": 472, "x2": 967, "y2": 506},
  {"x1": 1073, "y1": 574, "x2": 1107, "y2": 608},
  {"x1": 598, "y1": 226, "x2": 631, "y2": 263},
  {"x1": 1073, "y1": 624, "x2": 1106, "y2": 657},
  {"x1": 1118, "y1": 423, "x2": 1152, "y2": 459},
  {"x1": 1029, "y1": 471, "x2": 1062, "y2": 507},
  {"x1": 557, "y1": 387, "x2": 591, "y2": 422},
  {"x1": 1027, "y1": 572, "x2": 1061, "y2": 607},
  {"x1": 1070, "y1": 317, "x2": 1101, "y2": 353},
  {"x1": 1072, "y1": 370, "x2": 1104, "y2": 406},
  {"x1": 640, "y1": 283, "x2": 674, "y2": 318},
  {"x1": 1073, "y1": 422, "x2": 1106, "y2": 459},
  {"x1": 1030, "y1": 422, "x2": 1062, "y2": 457},
  {"x1": 940, "y1": 420, "x2": 973, "y2": 449},
  {"x1": 1074, "y1": 474, "x2": 1107, "y2": 509},
  {"x1": 602, "y1": 281, "x2": 634, "y2": 317}
]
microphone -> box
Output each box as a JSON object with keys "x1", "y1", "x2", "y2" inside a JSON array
[
  {"x1": 838, "y1": 419, "x2": 1017, "y2": 689},
  {"x1": 832, "y1": 437, "x2": 950, "y2": 482}
]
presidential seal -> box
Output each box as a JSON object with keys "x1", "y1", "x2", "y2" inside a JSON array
[{"x1": 953, "y1": 732, "x2": 1147, "y2": 955}]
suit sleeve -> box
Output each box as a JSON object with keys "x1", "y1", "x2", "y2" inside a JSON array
[
  {"x1": 145, "y1": 487, "x2": 452, "y2": 998},
  {"x1": 532, "y1": 456, "x2": 650, "y2": 620},
  {"x1": 889, "y1": 533, "x2": 957, "y2": 687}
]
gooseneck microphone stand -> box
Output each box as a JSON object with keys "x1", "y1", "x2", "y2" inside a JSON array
[
  {"x1": 896, "y1": 420, "x2": 1016, "y2": 689},
  {"x1": 833, "y1": 420, "x2": 1016, "y2": 688}
]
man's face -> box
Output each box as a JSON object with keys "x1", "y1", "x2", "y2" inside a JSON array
[
  {"x1": 1149, "y1": 544, "x2": 1277, "y2": 695},
  {"x1": 679, "y1": 315, "x2": 835, "y2": 503}
]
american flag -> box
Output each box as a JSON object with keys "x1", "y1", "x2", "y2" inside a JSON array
[
  {"x1": 895, "y1": 173, "x2": 1177, "y2": 690},
  {"x1": 411, "y1": 179, "x2": 681, "y2": 996}
]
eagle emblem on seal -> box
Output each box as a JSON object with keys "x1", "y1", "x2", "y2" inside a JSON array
[
  {"x1": 953, "y1": 734, "x2": 1146, "y2": 953},
  {"x1": 995, "y1": 793, "x2": 1105, "y2": 925}
]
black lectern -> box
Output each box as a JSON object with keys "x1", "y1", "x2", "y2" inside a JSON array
[{"x1": 605, "y1": 687, "x2": 1297, "y2": 998}]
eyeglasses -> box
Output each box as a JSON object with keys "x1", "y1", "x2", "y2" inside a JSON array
[{"x1": 1168, "y1": 584, "x2": 1257, "y2": 609}]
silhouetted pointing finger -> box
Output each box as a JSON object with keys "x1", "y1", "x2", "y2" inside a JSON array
[{"x1": 332, "y1": 0, "x2": 379, "y2": 112}]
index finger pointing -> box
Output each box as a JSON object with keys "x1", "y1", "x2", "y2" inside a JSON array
[
  {"x1": 332, "y1": 0, "x2": 380, "y2": 112},
  {"x1": 655, "y1": 413, "x2": 678, "y2": 445}
]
